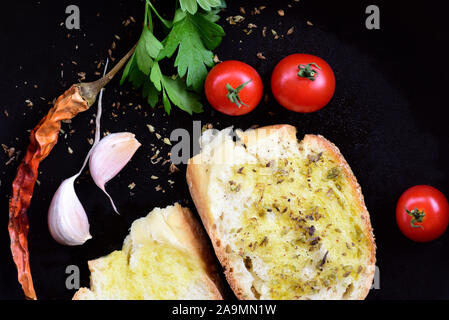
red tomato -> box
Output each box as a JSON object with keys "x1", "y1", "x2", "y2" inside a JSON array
[
  {"x1": 205, "y1": 61, "x2": 263, "y2": 116},
  {"x1": 271, "y1": 54, "x2": 335, "y2": 113},
  {"x1": 396, "y1": 185, "x2": 449, "y2": 242}
]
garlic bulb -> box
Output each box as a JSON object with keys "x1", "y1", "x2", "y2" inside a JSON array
[
  {"x1": 48, "y1": 176, "x2": 92, "y2": 245},
  {"x1": 48, "y1": 60, "x2": 141, "y2": 246},
  {"x1": 48, "y1": 60, "x2": 108, "y2": 246},
  {"x1": 89, "y1": 132, "x2": 141, "y2": 213}
]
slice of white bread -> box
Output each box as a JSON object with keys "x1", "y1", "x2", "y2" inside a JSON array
[
  {"x1": 186, "y1": 125, "x2": 376, "y2": 300},
  {"x1": 73, "y1": 204, "x2": 224, "y2": 300}
]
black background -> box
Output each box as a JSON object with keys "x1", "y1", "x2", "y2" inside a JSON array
[{"x1": 1, "y1": 0, "x2": 448, "y2": 300}]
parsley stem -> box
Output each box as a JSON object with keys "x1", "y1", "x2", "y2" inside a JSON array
[
  {"x1": 144, "y1": 0, "x2": 149, "y2": 28},
  {"x1": 147, "y1": 0, "x2": 173, "y2": 29}
]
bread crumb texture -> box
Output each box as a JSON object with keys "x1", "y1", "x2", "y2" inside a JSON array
[
  {"x1": 73, "y1": 204, "x2": 219, "y2": 300},
  {"x1": 199, "y1": 126, "x2": 375, "y2": 300}
]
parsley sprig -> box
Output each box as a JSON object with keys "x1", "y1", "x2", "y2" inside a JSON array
[{"x1": 120, "y1": 0, "x2": 225, "y2": 114}]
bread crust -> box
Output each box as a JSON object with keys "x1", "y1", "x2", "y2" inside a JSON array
[
  {"x1": 73, "y1": 204, "x2": 224, "y2": 300},
  {"x1": 172, "y1": 205, "x2": 225, "y2": 299},
  {"x1": 187, "y1": 148, "x2": 247, "y2": 299},
  {"x1": 186, "y1": 124, "x2": 376, "y2": 300}
]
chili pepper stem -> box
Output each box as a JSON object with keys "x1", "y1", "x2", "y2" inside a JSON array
[{"x1": 76, "y1": 43, "x2": 137, "y2": 106}]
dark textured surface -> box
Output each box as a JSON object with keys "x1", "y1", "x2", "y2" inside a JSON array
[{"x1": 0, "y1": 0, "x2": 448, "y2": 300}]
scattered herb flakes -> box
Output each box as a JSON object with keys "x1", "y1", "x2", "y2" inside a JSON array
[
  {"x1": 25, "y1": 100, "x2": 33, "y2": 108},
  {"x1": 67, "y1": 147, "x2": 74, "y2": 154},
  {"x1": 319, "y1": 251, "x2": 329, "y2": 268},
  {"x1": 147, "y1": 124, "x2": 155, "y2": 133},
  {"x1": 213, "y1": 54, "x2": 221, "y2": 63},
  {"x1": 308, "y1": 225, "x2": 316, "y2": 236},
  {"x1": 77, "y1": 72, "x2": 86, "y2": 81},
  {"x1": 287, "y1": 26, "x2": 295, "y2": 35},
  {"x1": 326, "y1": 167, "x2": 340, "y2": 179},
  {"x1": 307, "y1": 152, "x2": 322, "y2": 163},
  {"x1": 128, "y1": 182, "x2": 136, "y2": 190},
  {"x1": 226, "y1": 15, "x2": 245, "y2": 25},
  {"x1": 201, "y1": 123, "x2": 214, "y2": 132},
  {"x1": 256, "y1": 52, "x2": 266, "y2": 60},
  {"x1": 169, "y1": 163, "x2": 180, "y2": 173},
  {"x1": 251, "y1": 6, "x2": 266, "y2": 15},
  {"x1": 1, "y1": 144, "x2": 15, "y2": 158},
  {"x1": 150, "y1": 175, "x2": 159, "y2": 180},
  {"x1": 163, "y1": 138, "x2": 171, "y2": 145}
]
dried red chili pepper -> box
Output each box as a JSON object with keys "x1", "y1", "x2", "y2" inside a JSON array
[{"x1": 8, "y1": 47, "x2": 135, "y2": 299}]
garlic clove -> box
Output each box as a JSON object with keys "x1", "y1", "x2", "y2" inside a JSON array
[
  {"x1": 48, "y1": 176, "x2": 92, "y2": 246},
  {"x1": 89, "y1": 132, "x2": 141, "y2": 213}
]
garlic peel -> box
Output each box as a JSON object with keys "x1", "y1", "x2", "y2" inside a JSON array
[
  {"x1": 48, "y1": 176, "x2": 92, "y2": 246},
  {"x1": 89, "y1": 132, "x2": 141, "y2": 214}
]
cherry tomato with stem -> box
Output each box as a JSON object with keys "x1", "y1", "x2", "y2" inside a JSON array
[
  {"x1": 205, "y1": 61, "x2": 263, "y2": 116},
  {"x1": 271, "y1": 54, "x2": 335, "y2": 113},
  {"x1": 396, "y1": 185, "x2": 449, "y2": 242}
]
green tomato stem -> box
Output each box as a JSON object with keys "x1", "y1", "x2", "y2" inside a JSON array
[
  {"x1": 298, "y1": 63, "x2": 321, "y2": 81},
  {"x1": 406, "y1": 207, "x2": 425, "y2": 229},
  {"x1": 226, "y1": 80, "x2": 252, "y2": 108}
]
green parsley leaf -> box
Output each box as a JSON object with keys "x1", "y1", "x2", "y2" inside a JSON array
[
  {"x1": 191, "y1": 10, "x2": 225, "y2": 50},
  {"x1": 147, "y1": 62, "x2": 203, "y2": 115},
  {"x1": 142, "y1": 78, "x2": 160, "y2": 108},
  {"x1": 202, "y1": 8, "x2": 221, "y2": 23},
  {"x1": 161, "y1": 10, "x2": 225, "y2": 92},
  {"x1": 120, "y1": 1, "x2": 224, "y2": 114},
  {"x1": 121, "y1": 53, "x2": 146, "y2": 88},
  {"x1": 179, "y1": 0, "x2": 222, "y2": 15},
  {"x1": 120, "y1": 52, "x2": 135, "y2": 85},
  {"x1": 135, "y1": 27, "x2": 163, "y2": 75},
  {"x1": 150, "y1": 61, "x2": 163, "y2": 91},
  {"x1": 162, "y1": 75, "x2": 203, "y2": 114},
  {"x1": 161, "y1": 89, "x2": 171, "y2": 114}
]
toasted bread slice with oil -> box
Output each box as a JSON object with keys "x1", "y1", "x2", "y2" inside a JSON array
[
  {"x1": 186, "y1": 125, "x2": 375, "y2": 300},
  {"x1": 73, "y1": 204, "x2": 223, "y2": 300}
]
